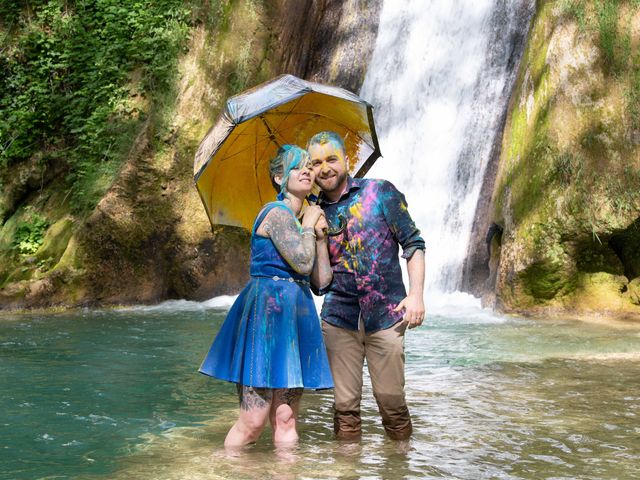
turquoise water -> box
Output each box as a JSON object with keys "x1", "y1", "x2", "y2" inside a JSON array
[{"x1": 1, "y1": 302, "x2": 639, "y2": 479}]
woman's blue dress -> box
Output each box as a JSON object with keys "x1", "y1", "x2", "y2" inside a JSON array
[{"x1": 199, "y1": 202, "x2": 334, "y2": 389}]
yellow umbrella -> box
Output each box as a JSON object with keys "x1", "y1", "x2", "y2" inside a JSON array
[{"x1": 193, "y1": 74, "x2": 381, "y2": 230}]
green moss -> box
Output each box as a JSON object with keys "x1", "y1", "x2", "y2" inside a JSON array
[
  {"x1": 36, "y1": 217, "x2": 74, "y2": 264},
  {"x1": 518, "y1": 260, "x2": 573, "y2": 300},
  {"x1": 628, "y1": 278, "x2": 640, "y2": 305},
  {"x1": 596, "y1": 0, "x2": 621, "y2": 72}
]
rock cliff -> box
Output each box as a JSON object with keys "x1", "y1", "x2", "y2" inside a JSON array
[
  {"x1": 476, "y1": 0, "x2": 640, "y2": 319},
  {"x1": 0, "y1": 0, "x2": 381, "y2": 309}
]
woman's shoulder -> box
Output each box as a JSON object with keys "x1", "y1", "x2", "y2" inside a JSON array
[
  {"x1": 256, "y1": 201, "x2": 293, "y2": 220},
  {"x1": 253, "y1": 201, "x2": 296, "y2": 234}
]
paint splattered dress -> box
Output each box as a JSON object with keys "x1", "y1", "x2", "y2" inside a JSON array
[{"x1": 199, "y1": 202, "x2": 334, "y2": 389}]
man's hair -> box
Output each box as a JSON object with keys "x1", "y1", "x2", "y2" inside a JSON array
[
  {"x1": 268, "y1": 145, "x2": 310, "y2": 193},
  {"x1": 306, "y1": 131, "x2": 345, "y2": 155}
]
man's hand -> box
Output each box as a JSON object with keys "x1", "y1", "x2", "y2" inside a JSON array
[
  {"x1": 393, "y1": 293, "x2": 425, "y2": 329},
  {"x1": 314, "y1": 214, "x2": 328, "y2": 240}
]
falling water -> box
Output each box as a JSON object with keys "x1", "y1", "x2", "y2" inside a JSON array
[{"x1": 360, "y1": 0, "x2": 535, "y2": 294}]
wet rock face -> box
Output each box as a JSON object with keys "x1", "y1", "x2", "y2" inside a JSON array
[
  {"x1": 273, "y1": 0, "x2": 382, "y2": 92},
  {"x1": 486, "y1": 1, "x2": 640, "y2": 318},
  {"x1": 0, "y1": 0, "x2": 382, "y2": 310}
]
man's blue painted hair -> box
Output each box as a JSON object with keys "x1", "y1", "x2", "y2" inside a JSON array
[{"x1": 306, "y1": 131, "x2": 346, "y2": 155}]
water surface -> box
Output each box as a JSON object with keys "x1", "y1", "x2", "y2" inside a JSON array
[{"x1": 1, "y1": 300, "x2": 639, "y2": 479}]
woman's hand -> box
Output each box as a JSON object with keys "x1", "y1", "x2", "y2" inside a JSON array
[
  {"x1": 302, "y1": 205, "x2": 324, "y2": 229},
  {"x1": 314, "y1": 214, "x2": 328, "y2": 241}
]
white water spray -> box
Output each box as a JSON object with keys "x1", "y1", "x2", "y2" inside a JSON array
[{"x1": 360, "y1": 0, "x2": 534, "y2": 298}]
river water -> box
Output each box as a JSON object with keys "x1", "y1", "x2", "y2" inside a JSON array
[
  {"x1": 3, "y1": 1, "x2": 639, "y2": 479},
  {"x1": 2, "y1": 300, "x2": 640, "y2": 480}
]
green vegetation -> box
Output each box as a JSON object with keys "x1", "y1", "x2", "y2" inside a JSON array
[
  {"x1": 0, "y1": 0, "x2": 201, "y2": 212},
  {"x1": 0, "y1": 0, "x2": 278, "y2": 307},
  {"x1": 12, "y1": 209, "x2": 49, "y2": 255}
]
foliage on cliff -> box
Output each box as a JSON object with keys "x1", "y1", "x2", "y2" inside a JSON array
[
  {"x1": 0, "y1": 0, "x2": 199, "y2": 214},
  {"x1": 0, "y1": 0, "x2": 278, "y2": 307},
  {"x1": 492, "y1": 0, "x2": 640, "y2": 317}
]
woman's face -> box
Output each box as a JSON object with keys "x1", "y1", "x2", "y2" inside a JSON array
[{"x1": 285, "y1": 158, "x2": 315, "y2": 197}]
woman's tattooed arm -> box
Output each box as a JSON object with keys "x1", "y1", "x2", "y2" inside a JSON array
[{"x1": 261, "y1": 208, "x2": 316, "y2": 275}]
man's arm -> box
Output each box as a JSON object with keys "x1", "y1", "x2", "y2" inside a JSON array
[
  {"x1": 393, "y1": 250, "x2": 425, "y2": 328},
  {"x1": 310, "y1": 215, "x2": 333, "y2": 292},
  {"x1": 379, "y1": 180, "x2": 426, "y2": 328}
]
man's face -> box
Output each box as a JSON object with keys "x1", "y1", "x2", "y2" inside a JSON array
[{"x1": 308, "y1": 142, "x2": 348, "y2": 195}]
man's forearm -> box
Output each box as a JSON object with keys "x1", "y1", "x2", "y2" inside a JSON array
[
  {"x1": 406, "y1": 249, "x2": 425, "y2": 297},
  {"x1": 311, "y1": 238, "x2": 333, "y2": 290}
]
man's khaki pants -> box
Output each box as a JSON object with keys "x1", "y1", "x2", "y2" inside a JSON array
[{"x1": 321, "y1": 319, "x2": 412, "y2": 440}]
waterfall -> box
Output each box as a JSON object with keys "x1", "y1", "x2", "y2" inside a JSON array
[{"x1": 360, "y1": 0, "x2": 535, "y2": 296}]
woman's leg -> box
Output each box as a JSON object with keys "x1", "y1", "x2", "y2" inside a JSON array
[
  {"x1": 224, "y1": 385, "x2": 272, "y2": 447},
  {"x1": 269, "y1": 388, "x2": 303, "y2": 445}
]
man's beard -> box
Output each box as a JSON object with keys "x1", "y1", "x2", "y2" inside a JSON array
[{"x1": 317, "y1": 171, "x2": 347, "y2": 194}]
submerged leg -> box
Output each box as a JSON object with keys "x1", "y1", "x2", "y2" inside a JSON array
[
  {"x1": 322, "y1": 321, "x2": 365, "y2": 440},
  {"x1": 366, "y1": 322, "x2": 412, "y2": 440},
  {"x1": 270, "y1": 388, "x2": 303, "y2": 445},
  {"x1": 224, "y1": 385, "x2": 272, "y2": 447}
]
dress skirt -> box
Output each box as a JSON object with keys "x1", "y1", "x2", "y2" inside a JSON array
[{"x1": 199, "y1": 277, "x2": 333, "y2": 390}]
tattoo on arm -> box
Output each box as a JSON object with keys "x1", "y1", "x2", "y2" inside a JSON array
[{"x1": 262, "y1": 208, "x2": 316, "y2": 275}]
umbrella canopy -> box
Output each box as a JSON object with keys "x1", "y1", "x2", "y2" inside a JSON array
[{"x1": 193, "y1": 74, "x2": 381, "y2": 230}]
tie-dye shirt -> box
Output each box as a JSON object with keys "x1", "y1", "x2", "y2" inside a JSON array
[{"x1": 316, "y1": 177, "x2": 425, "y2": 333}]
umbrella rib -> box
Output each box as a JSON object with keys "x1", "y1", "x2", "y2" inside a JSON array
[
  {"x1": 259, "y1": 115, "x2": 283, "y2": 148},
  {"x1": 217, "y1": 136, "x2": 273, "y2": 162},
  {"x1": 265, "y1": 113, "x2": 376, "y2": 150},
  {"x1": 273, "y1": 95, "x2": 304, "y2": 133}
]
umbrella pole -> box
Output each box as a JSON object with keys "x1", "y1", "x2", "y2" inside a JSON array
[{"x1": 259, "y1": 115, "x2": 283, "y2": 148}]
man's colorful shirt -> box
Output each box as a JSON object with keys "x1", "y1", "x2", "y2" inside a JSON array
[{"x1": 316, "y1": 177, "x2": 425, "y2": 333}]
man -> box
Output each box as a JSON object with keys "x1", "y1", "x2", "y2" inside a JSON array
[{"x1": 308, "y1": 131, "x2": 426, "y2": 441}]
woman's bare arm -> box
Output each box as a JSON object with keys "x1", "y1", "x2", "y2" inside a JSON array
[{"x1": 260, "y1": 208, "x2": 316, "y2": 275}]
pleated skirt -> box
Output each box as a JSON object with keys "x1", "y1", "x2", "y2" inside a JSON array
[{"x1": 199, "y1": 277, "x2": 334, "y2": 389}]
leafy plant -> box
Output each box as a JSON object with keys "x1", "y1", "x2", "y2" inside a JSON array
[
  {"x1": 0, "y1": 0, "x2": 200, "y2": 212},
  {"x1": 13, "y1": 211, "x2": 49, "y2": 255}
]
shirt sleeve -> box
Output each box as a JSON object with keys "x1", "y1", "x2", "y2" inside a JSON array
[
  {"x1": 379, "y1": 180, "x2": 425, "y2": 259},
  {"x1": 310, "y1": 278, "x2": 332, "y2": 296}
]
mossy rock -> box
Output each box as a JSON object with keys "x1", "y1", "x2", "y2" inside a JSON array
[
  {"x1": 0, "y1": 210, "x2": 20, "y2": 254},
  {"x1": 571, "y1": 272, "x2": 630, "y2": 311},
  {"x1": 35, "y1": 217, "x2": 74, "y2": 265},
  {"x1": 627, "y1": 278, "x2": 640, "y2": 306},
  {"x1": 518, "y1": 260, "x2": 575, "y2": 301}
]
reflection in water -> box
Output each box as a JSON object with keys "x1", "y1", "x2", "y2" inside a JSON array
[{"x1": 1, "y1": 304, "x2": 640, "y2": 479}]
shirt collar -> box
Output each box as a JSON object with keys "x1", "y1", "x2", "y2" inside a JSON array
[{"x1": 318, "y1": 176, "x2": 361, "y2": 206}]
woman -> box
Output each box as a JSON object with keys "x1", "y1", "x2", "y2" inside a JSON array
[{"x1": 199, "y1": 145, "x2": 333, "y2": 448}]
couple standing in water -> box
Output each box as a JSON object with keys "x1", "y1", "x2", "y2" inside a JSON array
[{"x1": 199, "y1": 131, "x2": 426, "y2": 447}]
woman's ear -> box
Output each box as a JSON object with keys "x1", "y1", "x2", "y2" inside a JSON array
[{"x1": 274, "y1": 175, "x2": 282, "y2": 186}]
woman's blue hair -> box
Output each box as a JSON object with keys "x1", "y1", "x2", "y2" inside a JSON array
[{"x1": 269, "y1": 145, "x2": 310, "y2": 200}]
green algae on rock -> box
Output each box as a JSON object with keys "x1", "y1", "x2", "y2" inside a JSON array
[{"x1": 488, "y1": 0, "x2": 640, "y2": 319}]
